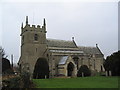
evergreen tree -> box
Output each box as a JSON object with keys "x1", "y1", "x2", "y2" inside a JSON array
[{"x1": 104, "y1": 51, "x2": 120, "y2": 76}]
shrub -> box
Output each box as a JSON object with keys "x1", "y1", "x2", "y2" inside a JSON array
[
  {"x1": 104, "y1": 51, "x2": 120, "y2": 76},
  {"x1": 20, "y1": 71, "x2": 31, "y2": 88},
  {"x1": 9, "y1": 77, "x2": 21, "y2": 88},
  {"x1": 2, "y1": 76, "x2": 21, "y2": 89},
  {"x1": 77, "y1": 65, "x2": 91, "y2": 77},
  {"x1": 2, "y1": 72, "x2": 31, "y2": 89}
]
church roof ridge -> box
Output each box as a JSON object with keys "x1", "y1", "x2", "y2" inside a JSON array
[{"x1": 47, "y1": 38, "x2": 72, "y2": 42}]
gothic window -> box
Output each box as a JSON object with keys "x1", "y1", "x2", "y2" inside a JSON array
[
  {"x1": 34, "y1": 34, "x2": 38, "y2": 41},
  {"x1": 73, "y1": 56, "x2": 79, "y2": 69}
]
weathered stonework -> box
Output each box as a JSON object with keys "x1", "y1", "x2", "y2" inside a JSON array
[{"x1": 18, "y1": 16, "x2": 105, "y2": 78}]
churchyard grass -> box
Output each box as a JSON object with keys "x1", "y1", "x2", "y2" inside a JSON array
[{"x1": 32, "y1": 76, "x2": 119, "y2": 88}]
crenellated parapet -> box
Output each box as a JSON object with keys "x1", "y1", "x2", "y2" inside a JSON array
[{"x1": 21, "y1": 16, "x2": 47, "y2": 36}]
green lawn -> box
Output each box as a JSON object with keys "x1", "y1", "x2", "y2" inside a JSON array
[{"x1": 32, "y1": 76, "x2": 119, "y2": 88}]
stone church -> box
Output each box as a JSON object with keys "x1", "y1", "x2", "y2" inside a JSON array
[{"x1": 18, "y1": 16, "x2": 104, "y2": 79}]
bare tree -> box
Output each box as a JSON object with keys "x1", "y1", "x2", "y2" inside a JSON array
[{"x1": 0, "y1": 46, "x2": 7, "y2": 58}]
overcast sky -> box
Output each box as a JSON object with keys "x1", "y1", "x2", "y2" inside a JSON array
[{"x1": 0, "y1": 0, "x2": 119, "y2": 64}]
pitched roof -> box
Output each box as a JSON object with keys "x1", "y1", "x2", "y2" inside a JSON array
[
  {"x1": 78, "y1": 46, "x2": 102, "y2": 54},
  {"x1": 46, "y1": 39, "x2": 77, "y2": 48},
  {"x1": 46, "y1": 39, "x2": 103, "y2": 55}
]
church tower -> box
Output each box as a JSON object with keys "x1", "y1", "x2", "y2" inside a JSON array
[{"x1": 19, "y1": 16, "x2": 47, "y2": 74}]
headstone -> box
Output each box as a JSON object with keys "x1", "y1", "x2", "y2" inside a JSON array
[
  {"x1": 45, "y1": 75, "x2": 46, "y2": 79},
  {"x1": 105, "y1": 71, "x2": 108, "y2": 76},
  {"x1": 109, "y1": 71, "x2": 112, "y2": 76},
  {"x1": 82, "y1": 72, "x2": 84, "y2": 77}
]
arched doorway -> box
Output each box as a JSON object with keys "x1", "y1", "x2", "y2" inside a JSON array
[
  {"x1": 33, "y1": 58, "x2": 49, "y2": 79},
  {"x1": 67, "y1": 62, "x2": 74, "y2": 76}
]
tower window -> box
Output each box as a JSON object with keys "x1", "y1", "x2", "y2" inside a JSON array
[{"x1": 34, "y1": 34, "x2": 38, "y2": 41}]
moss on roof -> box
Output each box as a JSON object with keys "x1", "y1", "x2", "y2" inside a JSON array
[
  {"x1": 46, "y1": 39, "x2": 77, "y2": 48},
  {"x1": 78, "y1": 46, "x2": 102, "y2": 54},
  {"x1": 46, "y1": 38, "x2": 102, "y2": 55}
]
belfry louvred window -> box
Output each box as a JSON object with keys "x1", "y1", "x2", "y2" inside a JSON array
[{"x1": 34, "y1": 34, "x2": 38, "y2": 41}]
